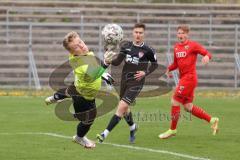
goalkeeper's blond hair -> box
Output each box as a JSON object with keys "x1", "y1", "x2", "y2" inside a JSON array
[{"x1": 63, "y1": 31, "x2": 79, "y2": 51}]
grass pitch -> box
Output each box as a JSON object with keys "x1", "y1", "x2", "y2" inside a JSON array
[{"x1": 0, "y1": 94, "x2": 239, "y2": 160}]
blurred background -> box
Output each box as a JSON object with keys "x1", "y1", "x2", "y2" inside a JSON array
[{"x1": 0, "y1": 0, "x2": 239, "y2": 91}]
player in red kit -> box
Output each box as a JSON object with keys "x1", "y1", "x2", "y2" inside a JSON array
[{"x1": 159, "y1": 25, "x2": 219, "y2": 139}]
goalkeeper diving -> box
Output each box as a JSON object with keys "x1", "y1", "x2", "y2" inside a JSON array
[{"x1": 45, "y1": 31, "x2": 114, "y2": 149}]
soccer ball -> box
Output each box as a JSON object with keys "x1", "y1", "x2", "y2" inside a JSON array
[{"x1": 102, "y1": 24, "x2": 123, "y2": 45}]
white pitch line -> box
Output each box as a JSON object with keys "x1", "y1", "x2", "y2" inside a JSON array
[{"x1": 0, "y1": 132, "x2": 210, "y2": 160}]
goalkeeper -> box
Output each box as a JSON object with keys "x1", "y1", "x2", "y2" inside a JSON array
[{"x1": 45, "y1": 31, "x2": 114, "y2": 149}]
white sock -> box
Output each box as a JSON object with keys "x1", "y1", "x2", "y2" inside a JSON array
[
  {"x1": 103, "y1": 129, "x2": 109, "y2": 138},
  {"x1": 130, "y1": 123, "x2": 136, "y2": 131}
]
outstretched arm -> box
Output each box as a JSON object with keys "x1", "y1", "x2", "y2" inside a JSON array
[
  {"x1": 111, "y1": 52, "x2": 125, "y2": 66},
  {"x1": 87, "y1": 57, "x2": 109, "y2": 80},
  {"x1": 105, "y1": 41, "x2": 128, "y2": 66}
]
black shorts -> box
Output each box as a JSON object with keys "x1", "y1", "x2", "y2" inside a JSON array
[
  {"x1": 71, "y1": 95, "x2": 96, "y2": 122},
  {"x1": 120, "y1": 81, "x2": 143, "y2": 105},
  {"x1": 58, "y1": 84, "x2": 97, "y2": 122}
]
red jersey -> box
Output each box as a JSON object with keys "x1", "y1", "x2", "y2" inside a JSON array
[{"x1": 168, "y1": 40, "x2": 212, "y2": 80}]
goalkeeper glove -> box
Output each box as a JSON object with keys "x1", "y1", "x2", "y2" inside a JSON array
[
  {"x1": 101, "y1": 72, "x2": 115, "y2": 85},
  {"x1": 104, "y1": 50, "x2": 117, "y2": 64}
]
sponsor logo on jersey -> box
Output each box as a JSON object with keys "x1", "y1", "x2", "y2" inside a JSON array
[
  {"x1": 126, "y1": 54, "x2": 139, "y2": 65},
  {"x1": 184, "y1": 45, "x2": 189, "y2": 50},
  {"x1": 176, "y1": 51, "x2": 187, "y2": 58},
  {"x1": 138, "y1": 52, "x2": 144, "y2": 58}
]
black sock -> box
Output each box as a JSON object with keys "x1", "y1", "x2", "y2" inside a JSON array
[
  {"x1": 124, "y1": 112, "x2": 134, "y2": 126},
  {"x1": 77, "y1": 122, "x2": 92, "y2": 137},
  {"x1": 106, "y1": 114, "x2": 121, "y2": 132}
]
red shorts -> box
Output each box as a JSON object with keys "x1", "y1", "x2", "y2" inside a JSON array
[{"x1": 173, "y1": 78, "x2": 197, "y2": 104}]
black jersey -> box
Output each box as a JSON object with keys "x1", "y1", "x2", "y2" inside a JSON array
[{"x1": 112, "y1": 41, "x2": 158, "y2": 82}]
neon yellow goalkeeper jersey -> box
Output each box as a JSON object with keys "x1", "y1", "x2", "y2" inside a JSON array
[{"x1": 69, "y1": 51, "x2": 102, "y2": 100}]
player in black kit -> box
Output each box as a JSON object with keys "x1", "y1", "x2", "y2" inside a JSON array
[{"x1": 97, "y1": 23, "x2": 158, "y2": 143}]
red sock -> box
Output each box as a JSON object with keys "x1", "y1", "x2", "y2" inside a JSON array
[
  {"x1": 170, "y1": 106, "x2": 180, "y2": 130},
  {"x1": 191, "y1": 105, "x2": 211, "y2": 122}
]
